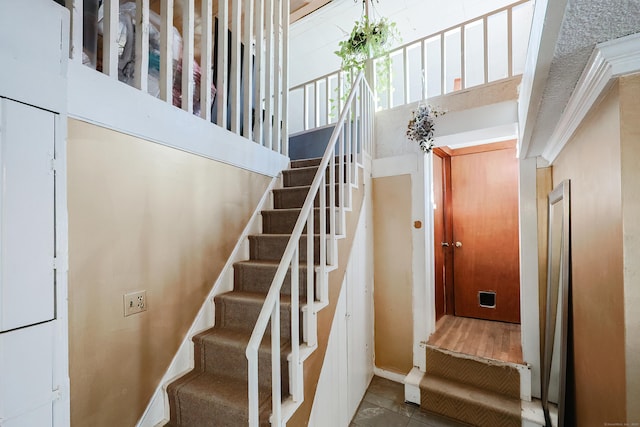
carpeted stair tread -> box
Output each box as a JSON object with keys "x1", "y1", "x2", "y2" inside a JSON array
[
  {"x1": 272, "y1": 183, "x2": 342, "y2": 209},
  {"x1": 420, "y1": 374, "x2": 521, "y2": 427},
  {"x1": 233, "y1": 260, "x2": 312, "y2": 296},
  {"x1": 167, "y1": 157, "x2": 350, "y2": 426},
  {"x1": 290, "y1": 155, "x2": 354, "y2": 169},
  {"x1": 261, "y1": 207, "x2": 335, "y2": 234},
  {"x1": 193, "y1": 327, "x2": 291, "y2": 391},
  {"x1": 282, "y1": 164, "x2": 343, "y2": 187},
  {"x1": 168, "y1": 371, "x2": 272, "y2": 427},
  {"x1": 214, "y1": 291, "x2": 297, "y2": 337},
  {"x1": 425, "y1": 346, "x2": 521, "y2": 399},
  {"x1": 248, "y1": 234, "x2": 322, "y2": 263}
]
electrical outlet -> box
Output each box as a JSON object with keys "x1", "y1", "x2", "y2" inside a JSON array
[{"x1": 123, "y1": 290, "x2": 147, "y2": 317}]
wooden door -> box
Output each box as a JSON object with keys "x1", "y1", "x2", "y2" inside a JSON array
[
  {"x1": 433, "y1": 151, "x2": 453, "y2": 320},
  {"x1": 451, "y1": 146, "x2": 520, "y2": 323}
]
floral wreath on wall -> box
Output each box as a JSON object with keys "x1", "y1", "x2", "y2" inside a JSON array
[{"x1": 406, "y1": 104, "x2": 445, "y2": 153}]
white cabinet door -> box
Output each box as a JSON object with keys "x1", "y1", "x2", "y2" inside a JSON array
[
  {"x1": 0, "y1": 98, "x2": 55, "y2": 332},
  {"x1": 0, "y1": 322, "x2": 54, "y2": 425}
]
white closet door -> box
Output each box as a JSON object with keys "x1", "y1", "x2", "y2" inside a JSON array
[
  {"x1": 0, "y1": 322, "x2": 54, "y2": 426},
  {"x1": 0, "y1": 98, "x2": 55, "y2": 332}
]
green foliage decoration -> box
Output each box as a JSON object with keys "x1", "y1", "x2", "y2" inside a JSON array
[{"x1": 334, "y1": 15, "x2": 400, "y2": 94}]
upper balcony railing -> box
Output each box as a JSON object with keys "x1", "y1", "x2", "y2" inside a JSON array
[
  {"x1": 288, "y1": 0, "x2": 533, "y2": 134},
  {"x1": 63, "y1": 0, "x2": 289, "y2": 155}
]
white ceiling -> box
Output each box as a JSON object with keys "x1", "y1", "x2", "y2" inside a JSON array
[{"x1": 521, "y1": 0, "x2": 640, "y2": 159}]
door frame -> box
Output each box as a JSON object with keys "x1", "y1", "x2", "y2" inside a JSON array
[
  {"x1": 429, "y1": 140, "x2": 542, "y2": 396},
  {"x1": 432, "y1": 148, "x2": 454, "y2": 318}
]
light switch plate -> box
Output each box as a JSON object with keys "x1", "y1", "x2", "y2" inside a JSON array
[{"x1": 124, "y1": 290, "x2": 147, "y2": 316}]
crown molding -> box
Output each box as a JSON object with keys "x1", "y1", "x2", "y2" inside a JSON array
[{"x1": 541, "y1": 32, "x2": 640, "y2": 164}]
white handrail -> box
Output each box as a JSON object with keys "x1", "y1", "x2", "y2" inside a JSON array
[
  {"x1": 289, "y1": 0, "x2": 533, "y2": 132},
  {"x1": 246, "y1": 70, "x2": 373, "y2": 426},
  {"x1": 64, "y1": 0, "x2": 289, "y2": 155}
]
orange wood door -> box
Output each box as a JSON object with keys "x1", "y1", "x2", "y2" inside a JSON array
[
  {"x1": 451, "y1": 147, "x2": 520, "y2": 323},
  {"x1": 433, "y1": 150, "x2": 455, "y2": 320},
  {"x1": 433, "y1": 154, "x2": 446, "y2": 320}
]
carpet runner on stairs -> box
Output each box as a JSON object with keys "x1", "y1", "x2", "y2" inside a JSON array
[
  {"x1": 167, "y1": 159, "x2": 338, "y2": 427},
  {"x1": 165, "y1": 158, "x2": 335, "y2": 427},
  {"x1": 420, "y1": 345, "x2": 523, "y2": 427}
]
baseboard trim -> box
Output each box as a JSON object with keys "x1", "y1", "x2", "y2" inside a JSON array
[{"x1": 372, "y1": 367, "x2": 407, "y2": 384}]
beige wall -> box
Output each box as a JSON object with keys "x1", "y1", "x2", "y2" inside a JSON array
[
  {"x1": 372, "y1": 175, "x2": 414, "y2": 375},
  {"x1": 536, "y1": 167, "x2": 552, "y2": 361},
  {"x1": 619, "y1": 73, "x2": 640, "y2": 424},
  {"x1": 67, "y1": 120, "x2": 271, "y2": 427},
  {"x1": 552, "y1": 83, "x2": 627, "y2": 425}
]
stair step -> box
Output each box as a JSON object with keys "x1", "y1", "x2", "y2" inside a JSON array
[
  {"x1": 272, "y1": 183, "x2": 343, "y2": 209},
  {"x1": 249, "y1": 234, "x2": 322, "y2": 263},
  {"x1": 167, "y1": 371, "x2": 272, "y2": 427},
  {"x1": 282, "y1": 164, "x2": 344, "y2": 187},
  {"x1": 290, "y1": 155, "x2": 355, "y2": 169},
  {"x1": 261, "y1": 207, "x2": 336, "y2": 234},
  {"x1": 425, "y1": 346, "x2": 521, "y2": 399},
  {"x1": 193, "y1": 327, "x2": 290, "y2": 392},
  {"x1": 214, "y1": 291, "x2": 300, "y2": 338},
  {"x1": 420, "y1": 374, "x2": 521, "y2": 427},
  {"x1": 233, "y1": 260, "x2": 311, "y2": 296}
]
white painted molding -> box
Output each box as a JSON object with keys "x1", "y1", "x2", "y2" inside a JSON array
[
  {"x1": 522, "y1": 399, "x2": 547, "y2": 427},
  {"x1": 517, "y1": 0, "x2": 569, "y2": 159},
  {"x1": 403, "y1": 367, "x2": 424, "y2": 405},
  {"x1": 542, "y1": 32, "x2": 640, "y2": 164},
  {"x1": 519, "y1": 156, "x2": 541, "y2": 399},
  {"x1": 67, "y1": 63, "x2": 289, "y2": 177},
  {"x1": 372, "y1": 367, "x2": 407, "y2": 384},
  {"x1": 136, "y1": 176, "x2": 280, "y2": 427}
]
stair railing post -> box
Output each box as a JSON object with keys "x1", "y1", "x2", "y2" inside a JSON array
[
  {"x1": 201, "y1": 0, "x2": 214, "y2": 121},
  {"x1": 291, "y1": 253, "x2": 301, "y2": 402},
  {"x1": 159, "y1": 0, "x2": 173, "y2": 102},
  {"x1": 216, "y1": 0, "x2": 229, "y2": 127},
  {"x1": 328, "y1": 154, "x2": 337, "y2": 265},
  {"x1": 319, "y1": 173, "x2": 327, "y2": 303},
  {"x1": 338, "y1": 120, "x2": 346, "y2": 236},
  {"x1": 270, "y1": 299, "x2": 282, "y2": 425},
  {"x1": 135, "y1": 0, "x2": 150, "y2": 92},
  {"x1": 247, "y1": 347, "x2": 259, "y2": 426},
  {"x1": 305, "y1": 208, "x2": 317, "y2": 347}
]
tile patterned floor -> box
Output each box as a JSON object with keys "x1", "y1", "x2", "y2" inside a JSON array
[{"x1": 350, "y1": 376, "x2": 470, "y2": 427}]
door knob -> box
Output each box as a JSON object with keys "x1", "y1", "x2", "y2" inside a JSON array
[
  {"x1": 441, "y1": 242, "x2": 449, "y2": 247},
  {"x1": 455, "y1": 241, "x2": 462, "y2": 248}
]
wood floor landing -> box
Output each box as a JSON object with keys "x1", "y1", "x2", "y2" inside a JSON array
[{"x1": 427, "y1": 315, "x2": 523, "y2": 364}]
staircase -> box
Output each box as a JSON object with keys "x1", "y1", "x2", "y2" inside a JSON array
[
  {"x1": 419, "y1": 345, "x2": 525, "y2": 427},
  {"x1": 165, "y1": 157, "x2": 344, "y2": 426}
]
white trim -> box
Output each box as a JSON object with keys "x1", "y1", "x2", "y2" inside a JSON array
[
  {"x1": 67, "y1": 62, "x2": 289, "y2": 177},
  {"x1": 522, "y1": 399, "x2": 547, "y2": 426},
  {"x1": 541, "y1": 32, "x2": 640, "y2": 164},
  {"x1": 517, "y1": 0, "x2": 569, "y2": 159},
  {"x1": 403, "y1": 367, "x2": 424, "y2": 405},
  {"x1": 136, "y1": 176, "x2": 280, "y2": 427},
  {"x1": 519, "y1": 156, "x2": 541, "y2": 399},
  {"x1": 414, "y1": 153, "x2": 434, "y2": 372},
  {"x1": 52, "y1": 112, "x2": 71, "y2": 427},
  {"x1": 371, "y1": 153, "x2": 432, "y2": 372},
  {"x1": 372, "y1": 367, "x2": 406, "y2": 384}
]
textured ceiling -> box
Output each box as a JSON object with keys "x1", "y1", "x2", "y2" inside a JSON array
[{"x1": 527, "y1": 0, "x2": 640, "y2": 158}]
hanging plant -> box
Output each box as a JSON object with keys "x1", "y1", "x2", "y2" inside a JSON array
[
  {"x1": 406, "y1": 104, "x2": 446, "y2": 153},
  {"x1": 335, "y1": 15, "x2": 398, "y2": 73}
]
